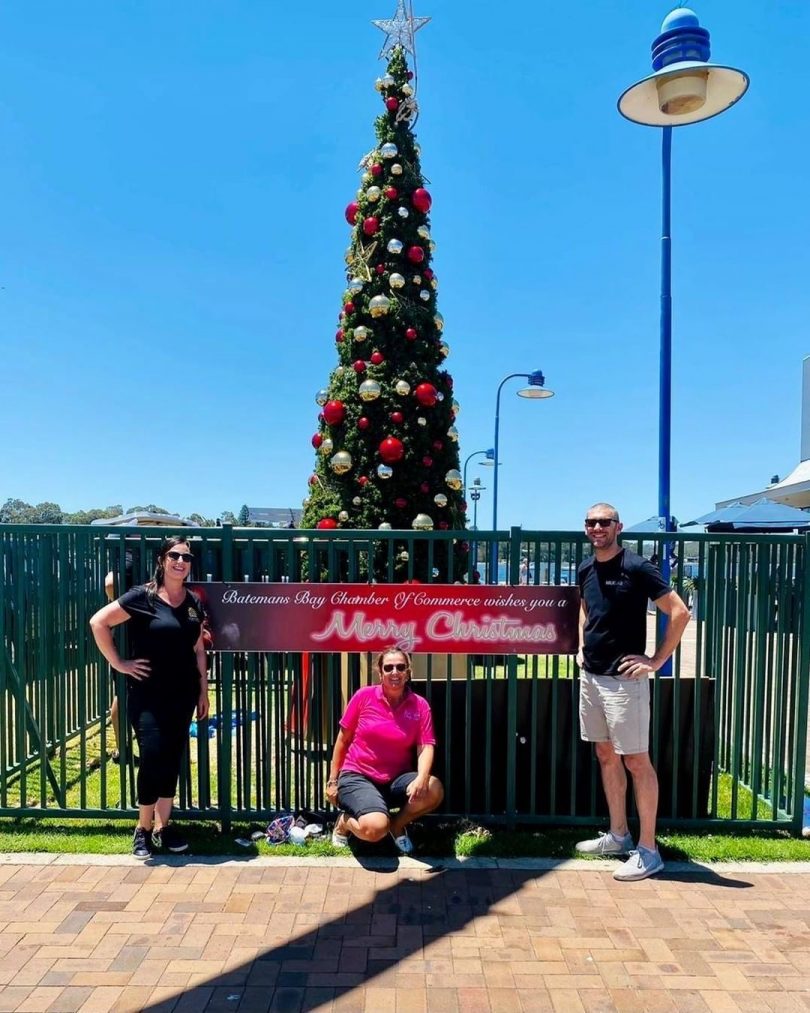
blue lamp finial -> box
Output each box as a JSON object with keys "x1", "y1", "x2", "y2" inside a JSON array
[{"x1": 652, "y1": 7, "x2": 711, "y2": 70}]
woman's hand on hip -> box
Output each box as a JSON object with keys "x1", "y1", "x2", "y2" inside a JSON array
[{"x1": 118, "y1": 659, "x2": 150, "y2": 681}]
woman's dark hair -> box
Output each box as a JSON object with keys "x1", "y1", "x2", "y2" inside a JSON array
[{"x1": 145, "y1": 536, "x2": 193, "y2": 597}]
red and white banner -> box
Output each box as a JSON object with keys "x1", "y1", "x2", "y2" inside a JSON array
[{"x1": 189, "y1": 582, "x2": 579, "y2": 655}]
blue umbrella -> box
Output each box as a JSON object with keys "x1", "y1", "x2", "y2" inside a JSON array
[
  {"x1": 732, "y1": 497, "x2": 810, "y2": 529},
  {"x1": 681, "y1": 502, "x2": 746, "y2": 526},
  {"x1": 623, "y1": 516, "x2": 679, "y2": 533}
]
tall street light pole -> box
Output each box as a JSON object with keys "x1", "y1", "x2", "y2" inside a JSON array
[
  {"x1": 618, "y1": 6, "x2": 748, "y2": 586},
  {"x1": 462, "y1": 448, "x2": 494, "y2": 501},
  {"x1": 490, "y1": 371, "x2": 553, "y2": 584}
]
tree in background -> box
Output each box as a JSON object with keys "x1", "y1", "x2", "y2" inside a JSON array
[
  {"x1": 238, "y1": 504, "x2": 251, "y2": 526},
  {"x1": 301, "y1": 38, "x2": 467, "y2": 580}
]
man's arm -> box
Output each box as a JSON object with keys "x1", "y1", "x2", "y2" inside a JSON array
[{"x1": 618, "y1": 590, "x2": 690, "y2": 678}]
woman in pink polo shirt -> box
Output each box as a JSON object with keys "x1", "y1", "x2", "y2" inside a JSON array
[{"x1": 326, "y1": 646, "x2": 444, "y2": 855}]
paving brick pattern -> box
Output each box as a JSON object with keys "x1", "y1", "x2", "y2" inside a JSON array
[{"x1": 0, "y1": 857, "x2": 808, "y2": 1012}]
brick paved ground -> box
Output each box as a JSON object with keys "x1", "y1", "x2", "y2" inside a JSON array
[{"x1": 0, "y1": 855, "x2": 808, "y2": 1012}]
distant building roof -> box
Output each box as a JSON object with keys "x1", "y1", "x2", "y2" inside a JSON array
[
  {"x1": 91, "y1": 512, "x2": 200, "y2": 527},
  {"x1": 246, "y1": 507, "x2": 302, "y2": 528}
]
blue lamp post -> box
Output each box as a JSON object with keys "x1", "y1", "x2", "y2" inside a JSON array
[
  {"x1": 492, "y1": 371, "x2": 553, "y2": 534},
  {"x1": 462, "y1": 448, "x2": 495, "y2": 499},
  {"x1": 618, "y1": 7, "x2": 748, "y2": 584}
]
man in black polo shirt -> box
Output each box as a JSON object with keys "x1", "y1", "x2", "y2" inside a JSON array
[{"x1": 576, "y1": 503, "x2": 690, "y2": 881}]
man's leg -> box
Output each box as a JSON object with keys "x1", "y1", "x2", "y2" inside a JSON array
[
  {"x1": 594, "y1": 740, "x2": 630, "y2": 838},
  {"x1": 623, "y1": 752, "x2": 658, "y2": 851}
]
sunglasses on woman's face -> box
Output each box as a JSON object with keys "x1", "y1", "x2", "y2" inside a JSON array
[
  {"x1": 382, "y1": 662, "x2": 408, "y2": 673},
  {"x1": 166, "y1": 551, "x2": 194, "y2": 563}
]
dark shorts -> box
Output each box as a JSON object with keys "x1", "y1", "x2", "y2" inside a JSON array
[{"x1": 337, "y1": 770, "x2": 417, "y2": 818}]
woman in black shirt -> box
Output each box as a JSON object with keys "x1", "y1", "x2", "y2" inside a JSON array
[{"x1": 90, "y1": 536, "x2": 209, "y2": 858}]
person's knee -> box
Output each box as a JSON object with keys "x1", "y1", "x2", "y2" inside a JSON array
[
  {"x1": 623, "y1": 751, "x2": 654, "y2": 776},
  {"x1": 357, "y1": 812, "x2": 390, "y2": 841},
  {"x1": 427, "y1": 776, "x2": 444, "y2": 808},
  {"x1": 594, "y1": 740, "x2": 621, "y2": 766}
]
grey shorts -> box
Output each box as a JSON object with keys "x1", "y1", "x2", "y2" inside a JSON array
[{"x1": 579, "y1": 671, "x2": 650, "y2": 755}]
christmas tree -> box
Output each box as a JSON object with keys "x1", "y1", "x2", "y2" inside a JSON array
[{"x1": 302, "y1": 18, "x2": 467, "y2": 581}]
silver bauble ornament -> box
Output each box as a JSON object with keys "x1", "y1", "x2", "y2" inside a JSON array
[
  {"x1": 379, "y1": 522, "x2": 392, "y2": 530},
  {"x1": 330, "y1": 451, "x2": 353, "y2": 475},
  {"x1": 367, "y1": 186, "x2": 381, "y2": 203},
  {"x1": 399, "y1": 550, "x2": 410, "y2": 561},
  {"x1": 315, "y1": 389, "x2": 329, "y2": 406},
  {"x1": 417, "y1": 416, "x2": 427, "y2": 426},
  {"x1": 335, "y1": 365, "x2": 345, "y2": 375},
  {"x1": 445, "y1": 469, "x2": 463, "y2": 490},
  {"x1": 320, "y1": 437, "x2": 334, "y2": 454},
  {"x1": 434, "y1": 493, "x2": 448, "y2": 508},
  {"x1": 362, "y1": 172, "x2": 372, "y2": 184},
  {"x1": 381, "y1": 74, "x2": 395, "y2": 88},
  {"x1": 414, "y1": 143, "x2": 422, "y2": 156},
  {"x1": 397, "y1": 206, "x2": 409, "y2": 218},
  {"x1": 374, "y1": 78, "x2": 384, "y2": 92},
  {"x1": 417, "y1": 225, "x2": 431, "y2": 240},
  {"x1": 447, "y1": 425, "x2": 459, "y2": 442},
  {"x1": 436, "y1": 392, "x2": 445, "y2": 401},
  {"x1": 419, "y1": 289, "x2": 431, "y2": 301},
  {"x1": 369, "y1": 294, "x2": 391, "y2": 317},
  {"x1": 302, "y1": 497, "x2": 310, "y2": 508},
  {"x1": 432, "y1": 567, "x2": 440, "y2": 578},
  {"x1": 389, "y1": 273, "x2": 406, "y2": 289},
  {"x1": 430, "y1": 279, "x2": 438, "y2": 290},
  {"x1": 402, "y1": 83, "x2": 413, "y2": 97},
  {"x1": 452, "y1": 399, "x2": 460, "y2": 414},
  {"x1": 353, "y1": 325, "x2": 371, "y2": 342},
  {"x1": 338, "y1": 510, "x2": 349, "y2": 522},
  {"x1": 380, "y1": 142, "x2": 398, "y2": 159},
  {"x1": 440, "y1": 342, "x2": 450, "y2": 358},
  {"x1": 412, "y1": 513, "x2": 434, "y2": 531},
  {"x1": 347, "y1": 278, "x2": 364, "y2": 295},
  {"x1": 377, "y1": 464, "x2": 393, "y2": 480},
  {"x1": 391, "y1": 163, "x2": 403, "y2": 175},
  {"x1": 412, "y1": 274, "x2": 422, "y2": 285},
  {"x1": 434, "y1": 312, "x2": 444, "y2": 331},
  {"x1": 387, "y1": 238, "x2": 403, "y2": 255},
  {"x1": 358, "y1": 379, "x2": 382, "y2": 401},
  {"x1": 395, "y1": 380, "x2": 411, "y2": 396},
  {"x1": 352, "y1": 496, "x2": 362, "y2": 506},
  {"x1": 430, "y1": 241, "x2": 437, "y2": 252}
]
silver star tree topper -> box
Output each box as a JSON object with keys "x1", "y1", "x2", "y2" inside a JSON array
[{"x1": 372, "y1": 0, "x2": 430, "y2": 59}]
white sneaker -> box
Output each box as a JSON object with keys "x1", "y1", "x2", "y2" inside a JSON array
[
  {"x1": 613, "y1": 846, "x2": 664, "y2": 882},
  {"x1": 391, "y1": 830, "x2": 413, "y2": 855},
  {"x1": 576, "y1": 830, "x2": 634, "y2": 856},
  {"x1": 331, "y1": 815, "x2": 349, "y2": 849}
]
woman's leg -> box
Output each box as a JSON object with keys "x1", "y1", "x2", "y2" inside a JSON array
[
  {"x1": 152, "y1": 704, "x2": 195, "y2": 831},
  {"x1": 389, "y1": 775, "x2": 444, "y2": 838},
  {"x1": 130, "y1": 702, "x2": 159, "y2": 831},
  {"x1": 336, "y1": 772, "x2": 391, "y2": 843}
]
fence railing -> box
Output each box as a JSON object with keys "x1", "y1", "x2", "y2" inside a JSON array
[{"x1": 1, "y1": 523, "x2": 807, "y2": 832}]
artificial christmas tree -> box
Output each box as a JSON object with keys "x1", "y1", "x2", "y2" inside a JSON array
[{"x1": 302, "y1": 26, "x2": 468, "y2": 581}]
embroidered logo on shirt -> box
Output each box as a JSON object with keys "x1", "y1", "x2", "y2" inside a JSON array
[
  {"x1": 404, "y1": 709, "x2": 419, "y2": 721},
  {"x1": 188, "y1": 607, "x2": 199, "y2": 621}
]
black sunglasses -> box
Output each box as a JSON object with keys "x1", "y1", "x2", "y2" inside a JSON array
[
  {"x1": 382, "y1": 662, "x2": 408, "y2": 673},
  {"x1": 166, "y1": 550, "x2": 194, "y2": 563},
  {"x1": 584, "y1": 518, "x2": 618, "y2": 529}
]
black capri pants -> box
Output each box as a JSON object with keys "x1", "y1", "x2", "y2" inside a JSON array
[{"x1": 128, "y1": 694, "x2": 195, "y2": 806}]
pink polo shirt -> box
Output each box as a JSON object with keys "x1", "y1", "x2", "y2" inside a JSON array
[{"x1": 339, "y1": 684, "x2": 436, "y2": 783}]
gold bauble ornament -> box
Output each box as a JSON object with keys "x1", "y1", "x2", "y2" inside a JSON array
[
  {"x1": 395, "y1": 380, "x2": 411, "y2": 396},
  {"x1": 358, "y1": 379, "x2": 382, "y2": 401},
  {"x1": 362, "y1": 172, "x2": 372, "y2": 184},
  {"x1": 412, "y1": 514, "x2": 433, "y2": 531},
  {"x1": 374, "y1": 78, "x2": 384, "y2": 91},
  {"x1": 338, "y1": 510, "x2": 349, "y2": 522},
  {"x1": 391, "y1": 163, "x2": 403, "y2": 175},
  {"x1": 399, "y1": 550, "x2": 410, "y2": 561},
  {"x1": 381, "y1": 74, "x2": 395, "y2": 88},
  {"x1": 353, "y1": 325, "x2": 371, "y2": 342},
  {"x1": 367, "y1": 186, "x2": 381, "y2": 202},
  {"x1": 320, "y1": 437, "x2": 334, "y2": 454},
  {"x1": 330, "y1": 451, "x2": 353, "y2": 475},
  {"x1": 402, "y1": 83, "x2": 413, "y2": 97},
  {"x1": 377, "y1": 464, "x2": 393, "y2": 480},
  {"x1": 445, "y1": 469, "x2": 463, "y2": 490},
  {"x1": 380, "y1": 142, "x2": 398, "y2": 159},
  {"x1": 417, "y1": 225, "x2": 431, "y2": 240},
  {"x1": 379, "y1": 522, "x2": 392, "y2": 530},
  {"x1": 434, "y1": 494, "x2": 448, "y2": 508},
  {"x1": 452, "y1": 399, "x2": 460, "y2": 414},
  {"x1": 417, "y1": 416, "x2": 427, "y2": 426},
  {"x1": 440, "y1": 342, "x2": 450, "y2": 358},
  {"x1": 315, "y1": 389, "x2": 329, "y2": 406},
  {"x1": 434, "y1": 312, "x2": 444, "y2": 331},
  {"x1": 447, "y1": 425, "x2": 459, "y2": 442},
  {"x1": 389, "y1": 273, "x2": 406, "y2": 289},
  {"x1": 347, "y1": 278, "x2": 364, "y2": 295},
  {"x1": 369, "y1": 294, "x2": 391, "y2": 317},
  {"x1": 412, "y1": 274, "x2": 422, "y2": 285},
  {"x1": 352, "y1": 496, "x2": 362, "y2": 506}
]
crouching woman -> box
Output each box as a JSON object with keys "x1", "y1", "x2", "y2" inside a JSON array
[{"x1": 326, "y1": 647, "x2": 444, "y2": 855}]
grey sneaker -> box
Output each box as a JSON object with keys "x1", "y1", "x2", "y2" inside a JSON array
[
  {"x1": 613, "y1": 846, "x2": 664, "y2": 882},
  {"x1": 132, "y1": 827, "x2": 151, "y2": 860},
  {"x1": 576, "y1": 830, "x2": 634, "y2": 856}
]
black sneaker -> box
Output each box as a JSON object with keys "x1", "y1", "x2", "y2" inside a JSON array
[
  {"x1": 132, "y1": 827, "x2": 151, "y2": 860},
  {"x1": 152, "y1": 824, "x2": 189, "y2": 853}
]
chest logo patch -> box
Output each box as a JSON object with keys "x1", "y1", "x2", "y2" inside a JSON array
[{"x1": 188, "y1": 608, "x2": 199, "y2": 621}]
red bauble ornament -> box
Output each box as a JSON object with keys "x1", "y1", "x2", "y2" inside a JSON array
[
  {"x1": 335, "y1": 328, "x2": 344, "y2": 343},
  {"x1": 445, "y1": 374, "x2": 454, "y2": 388},
  {"x1": 352, "y1": 360, "x2": 366, "y2": 373},
  {"x1": 405, "y1": 327, "x2": 418, "y2": 341},
  {"x1": 390, "y1": 411, "x2": 404, "y2": 424},
  {"x1": 317, "y1": 518, "x2": 338, "y2": 530},
  {"x1": 385, "y1": 96, "x2": 399, "y2": 111},
  {"x1": 345, "y1": 201, "x2": 359, "y2": 225},
  {"x1": 318, "y1": 411, "x2": 324, "y2": 422},
  {"x1": 311, "y1": 434, "x2": 323, "y2": 449},
  {"x1": 370, "y1": 351, "x2": 385, "y2": 366},
  {"x1": 343, "y1": 301, "x2": 355, "y2": 315},
  {"x1": 357, "y1": 416, "x2": 370, "y2": 430},
  {"x1": 439, "y1": 521, "x2": 449, "y2": 530},
  {"x1": 323, "y1": 400, "x2": 346, "y2": 426},
  {"x1": 358, "y1": 475, "x2": 369, "y2": 486},
  {"x1": 362, "y1": 216, "x2": 379, "y2": 236},
  {"x1": 308, "y1": 474, "x2": 318, "y2": 486},
  {"x1": 422, "y1": 456, "x2": 433, "y2": 468},
  {"x1": 370, "y1": 163, "x2": 383, "y2": 177},
  {"x1": 384, "y1": 186, "x2": 398, "y2": 200},
  {"x1": 423, "y1": 268, "x2": 434, "y2": 280},
  {"x1": 420, "y1": 482, "x2": 430, "y2": 494},
  {"x1": 414, "y1": 382, "x2": 438, "y2": 407},
  {"x1": 406, "y1": 245, "x2": 425, "y2": 264},
  {"x1": 394, "y1": 497, "x2": 408, "y2": 509},
  {"x1": 412, "y1": 188, "x2": 432, "y2": 213},
  {"x1": 407, "y1": 71, "x2": 414, "y2": 80},
  {"x1": 379, "y1": 436, "x2": 405, "y2": 464},
  {"x1": 432, "y1": 440, "x2": 443, "y2": 451}
]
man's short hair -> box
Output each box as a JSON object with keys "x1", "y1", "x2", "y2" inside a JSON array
[{"x1": 586, "y1": 502, "x2": 620, "y2": 521}]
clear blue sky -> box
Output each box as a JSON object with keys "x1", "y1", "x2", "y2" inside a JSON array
[{"x1": 1, "y1": 2, "x2": 808, "y2": 530}]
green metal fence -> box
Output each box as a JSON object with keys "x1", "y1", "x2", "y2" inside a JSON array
[{"x1": 0, "y1": 523, "x2": 807, "y2": 832}]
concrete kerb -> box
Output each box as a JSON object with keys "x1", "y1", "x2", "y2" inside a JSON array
[{"x1": 1, "y1": 851, "x2": 809, "y2": 873}]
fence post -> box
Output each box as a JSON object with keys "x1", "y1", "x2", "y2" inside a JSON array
[
  {"x1": 505, "y1": 527, "x2": 522, "y2": 826},
  {"x1": 218, "y1": 524, "x2": 234, "y2": 833},
  {"x1": 791, "y1": 531, "x2": 810, "y2": 834}
]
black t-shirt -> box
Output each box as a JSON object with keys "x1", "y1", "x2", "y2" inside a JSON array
[
  {"x1": 577, "y1": 548, "x2": 670, "y2": 676},
  {"x1": 118, "y1": 586, "x2": 204, "y2": 703}
]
